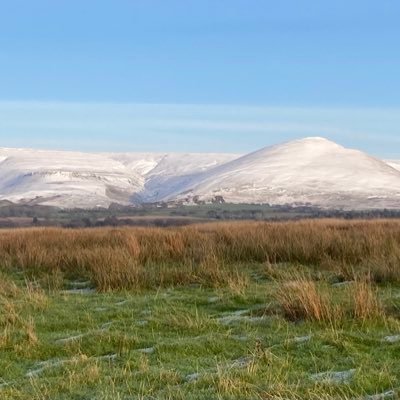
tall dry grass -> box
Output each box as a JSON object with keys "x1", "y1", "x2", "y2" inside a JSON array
[
  {"x1": 0, "y1": 274, "x2": 45, "y2": 349},
  {"x1": 0, "y1": 219, "x2": 399, "y2": 290},
  {"x1": 275, "y1": 272, "x2": 384, "y2": 323},
  {"x1": 275, "y1": 274, "x2": 339, "y2": 322},
  {"x1": 352, "y1": 278, "x2": 383, "y2": 321}
]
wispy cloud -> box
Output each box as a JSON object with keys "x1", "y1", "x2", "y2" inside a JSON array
[{"x1": 0, "y1": 101, "x2": 399, "y2": 157}]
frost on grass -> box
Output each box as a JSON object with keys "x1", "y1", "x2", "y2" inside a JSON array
[
  {"x1": 55, "y1": 333, "x2": 86, "y2": 345},
  {"x1": 26, "y1": 354, "x2": 117, "y2": 378},
  {"x1": 68, "y1": 281, "x2": 92, "y2": 289},
  {"x1": 55, "y1": 323, "x2": 112, "y2": 345},
  {"x1": 218, "y1": 309, "x2": 250, "y2": 325},
  {"x1": 217, "y1": 306, "x2": 268, "y2": 326},
  {"x1": 26, "y1": 358, "x2": 71, "y2": 378},
  {"x1": 115, "y1": 300, "x2": 129, "y2": 306},
  {"x1": 96, "y1": 353, "x2": 117, "y2": 361},
  {"x1": 332, "y1": 281, "x2": 355, "y2": 288},
  {"x1": 310, "y1": 369, "x2": 356, "y2": 384},
  {"x1": 362, "y1": 389, "x2": 397, "y2": 400},
  {"x1": 0, "y1": 381, "x2": 13, "y2": 389},
  {"x1": 185, "y1": 372, "x2": 201, "y2": 382},
  {"x1": 61, "y1": 288, "x2": 95, "y2": 295},
  {"x1": 137, "y1": 347, "x2": 155, "y2": 354},
  {"x1": 207, "y1": 296, "x2": 220, "y2": 303},
  {"x1": 232, "y1": 335, "x2": 248, "y2": 342},
  {"x1": 383, "y1": 335, "x2": 400, "y2": 343},
  {"x1": 94, "y1": 307, "x2": 108, "y2": 312},
  {"x1": 291, "y1": 335, "x2": 312, "y2": 344},
  {"x1": 229, "y1": 356, "x2": 253, "y2": 369},
  {"x1": 100, "y1": 322, "x2": 113, "y2": 330}
]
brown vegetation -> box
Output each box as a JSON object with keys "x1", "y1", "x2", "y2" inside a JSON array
[
  {"x1": 275, "y1": 272, "x2": 383, "y2": 323},
  {"x1": 275, "y1": 273, "x2": 339, "y2": 322},
  {"x1": 352, "y1": 278, "x2": 383, "y2": 321},
  {"x1": 0, "y1": 219, "x2": 400, "y2": 291}
]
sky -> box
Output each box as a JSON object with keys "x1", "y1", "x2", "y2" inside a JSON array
[{"x1": 0, "y1": 0, "x2": 400, "y2": 157}]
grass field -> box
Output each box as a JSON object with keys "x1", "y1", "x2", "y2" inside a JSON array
[{"x1": 1, "y1": 221, "x2": 400, "y2": 399}]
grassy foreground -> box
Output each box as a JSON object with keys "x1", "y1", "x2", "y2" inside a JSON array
[{"x1": 1, "y1": 221, "x2": 400, "y2": 399}]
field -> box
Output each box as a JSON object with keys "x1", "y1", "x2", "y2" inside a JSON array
[
  {"x1": 1, "y1": 200, "x2": 399, "y2": 229},
  {"x1": 1, "y1": 220, "x2": 400, "y2": 399}
]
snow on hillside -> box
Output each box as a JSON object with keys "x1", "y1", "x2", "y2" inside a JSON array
[
  {"x1": 386, "y1": 160, "x2": 400, "y2": 172},
  {"x1": 0, "y1": 148, "x2": 237, "y2": 208},
  {"x1": 156, "y1": 137, "x2": 400, "y2": 209},
  {"x1": 0, "y1": 148, "x2": 146, "y2": 208},
  {"x1": 138, "y1": 153, "x2": 240, "y2": 202},
  {"x1": 0, "y1": 138, "x2": 399, "y2": 209}
]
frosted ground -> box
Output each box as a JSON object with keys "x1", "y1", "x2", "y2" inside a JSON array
[{"x1": 1, "y1": 269, "x2": 400, "y2": 399}]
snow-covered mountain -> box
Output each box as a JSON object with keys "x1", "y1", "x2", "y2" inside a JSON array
[
  {"x1": 0, "y1": 147, "x2": 143, "y2": 208},
  {"x1": 159, "y1": 137, "x2": 400, "y2": 209},
  {"x1": 0, "y1": 147, "x2": 238, "y2": 208},
  {"x1": 0, "y1": 137, "x2": 399, "y2": 209}
]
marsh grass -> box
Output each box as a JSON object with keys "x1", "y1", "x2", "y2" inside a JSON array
[
  {"x1": 275, "y1": 272, "x2": 385, "y2": 324},
  {"x1": 352, "y1": 278, "x2": 384, "y2": 321},
  {"x1": 275, "y1": 274, "x2": 341, "y2": 323},
  {"x1": 1, "y1": 219, "x2": 400, "y2": 291}
]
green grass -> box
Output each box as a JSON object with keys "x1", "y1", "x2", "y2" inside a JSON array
[{"x1": 1, "y1": 265, "x2": 400, "y2": 399}]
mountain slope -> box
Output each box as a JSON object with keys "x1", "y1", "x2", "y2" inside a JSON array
[
  {"x1": 0, "y1": 148, "x2": 238, "y2": 208},
  {"x1": 0, "y1": 148, "x2": 146, "y2": 208},
  {"x1": 138, "y1": 153, "x2": 240, "y2": 202},
  {"x1": 1, "y1": 138, "x2": 400, "y2": 210},
  {"x1": 386, "y1": 160, "x2": 400, "y2": 172},
  {"x1": 157, "y1": 137, "x2": 400, "y2": 209}
]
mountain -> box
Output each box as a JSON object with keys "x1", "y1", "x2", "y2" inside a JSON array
[
  {"x1": 0, "y1": 137, "x2": 399, "y2": 209},
  {"x1": 0, "y1": 147, "x2": 144, "y2": 208},
  {"x1": 0, "y1": 148, "x2": 237, "y2": 208},
  {"x1": 151, "y1": 137, "x2": 400, "y2": 209}
]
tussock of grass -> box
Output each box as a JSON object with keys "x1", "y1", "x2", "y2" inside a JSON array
[
  {"x1": 352, "y1": 278, "x2": 384, "y2": 321},
  {"x1": 275, "y1": 273, "x2": 386, "y2": 324},
  {"x1": 275, "y1": 274, "x2": 338, "y2": 322}
]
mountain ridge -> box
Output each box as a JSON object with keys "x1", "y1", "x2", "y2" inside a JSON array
[{"x1": 0, "y1": 137, "x2": 399, "y2": 210}]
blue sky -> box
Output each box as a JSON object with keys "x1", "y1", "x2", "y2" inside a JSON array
[{"x1": 0, "y1": 1, "x2": 400, "y2": 156}]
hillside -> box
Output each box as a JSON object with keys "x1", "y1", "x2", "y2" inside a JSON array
[
  {"x1": 158, "y1": 137, "x2": 400, "y2": 209},
  {"x1": 0, "y1": 148, "x2": 237, "y2": 208},
  {"x1": 0, "y1": 138, "x2": 399, "y2": 209}
]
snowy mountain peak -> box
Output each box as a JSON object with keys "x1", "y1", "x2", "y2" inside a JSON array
[
  {"x1": 297, "y1": 136, "x2": 338, "y2": 143},
  {"x1": 241, "y1": 137, "x2": 345, "y2": 163},
  {"x1": 274, "y1": 136, "x2": 344, "y2": 151}
]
